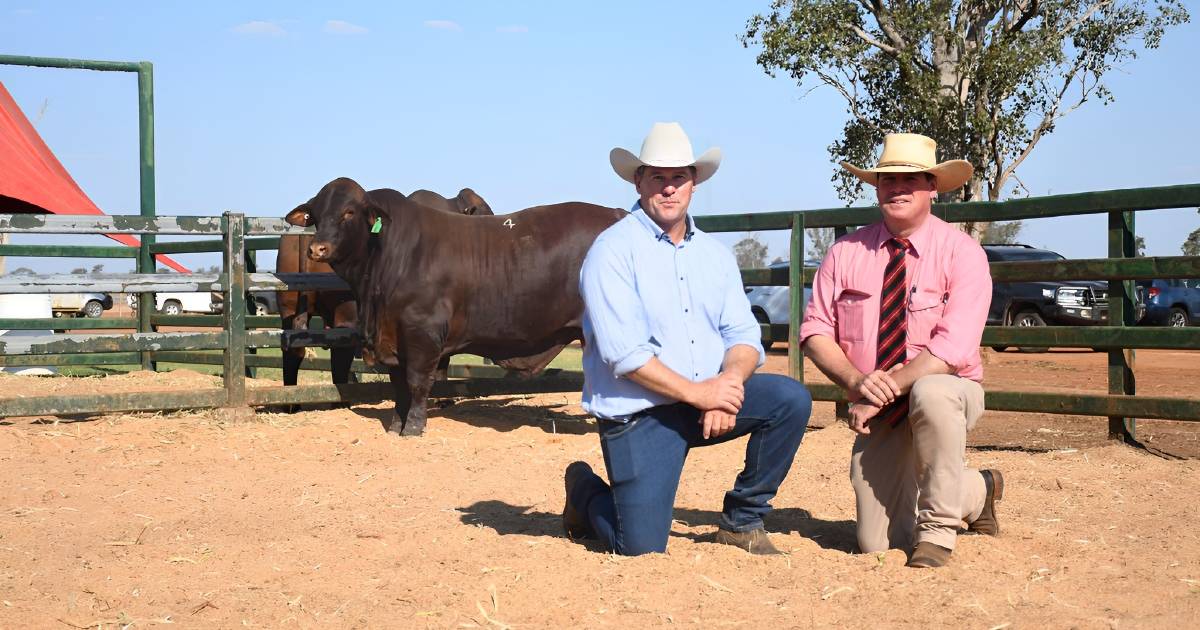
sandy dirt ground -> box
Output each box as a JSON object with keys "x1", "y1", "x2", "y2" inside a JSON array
[{"x1": 1, "y1": 349, "x2": 1198, "y2": 628}]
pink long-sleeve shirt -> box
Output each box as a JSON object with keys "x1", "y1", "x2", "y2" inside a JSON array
[{"x1": 799, "y1": 215, "x2": 991, "y2": 382}]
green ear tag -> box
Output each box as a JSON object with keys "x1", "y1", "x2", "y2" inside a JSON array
[{"x1": 371, "y1": 217, "x2": 382, "y2": 234}]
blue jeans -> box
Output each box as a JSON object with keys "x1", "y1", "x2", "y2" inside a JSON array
[{"x1": 569, "y1": 373, "x2": 812, "y2": 555}]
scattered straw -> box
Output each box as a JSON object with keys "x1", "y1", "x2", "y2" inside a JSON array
[
  {"x1": 475, "y1": 600, "x2": 511, "y2": 629},
  {"x1": 190, "y1": 600, "x2": 218, "y2": 615},
  {"x1": 699, "y1": 575, "x2": 733, "y2": 593},
  {"x1": 821, "y1": 586, "x2": 854, "y2": 601},
  {"x1": 105, "y1": 525, "x2": 148, "y2": 546}
]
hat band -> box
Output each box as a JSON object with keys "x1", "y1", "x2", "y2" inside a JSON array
[{"x1": 876, "y1": 160, "x2": 935, "y2": 170}]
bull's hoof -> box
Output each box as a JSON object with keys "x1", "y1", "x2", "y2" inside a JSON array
[
  {"x1": 385, "y1": 411, "x2": 409, "y2": 437},
  {"x1": 385, "y1": 422, "x2": 425, "y2": 437},
  {"x1": 399, "y1": 419, "x2": 426, "y2": 437}
]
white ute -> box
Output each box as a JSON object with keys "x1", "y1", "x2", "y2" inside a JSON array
[{"x1": 126, "y1": 292, "x2": 218, "y2": 315}]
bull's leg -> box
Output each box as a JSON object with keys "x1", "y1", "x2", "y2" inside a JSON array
[
  {"x1": 282, "y1": 348, "x2": 304, "y2": 387},
  {"x1": 435, "y1": 356, "x2": 450, "y2": 381},
  {"x1": 327, "y1": 346, "x2": 356, "y2": 409},
  {"x1": 330, "y1": 346, "x2": 356, "y2": 385},
  {"x1": 400, "y1": 358, "x2": 439, "y2": 437},
  {"x1": 281, "y1": 311, "x2": 307, "y2": 388},
  {"x1": 386, "y1": 366, "x2": 413, "y2": 436}
]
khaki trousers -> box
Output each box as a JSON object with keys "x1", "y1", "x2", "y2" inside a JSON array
[{"x1": 850, "y1": 374, "x2": 986, "y2": 552}]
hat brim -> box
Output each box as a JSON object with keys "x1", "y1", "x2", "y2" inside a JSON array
[
  {"x1": 839, "y1": 159, "x2": 973, "y2": 194},
  {"x1": 611, "y1": 147, "x2": 721, "y2": 185}
]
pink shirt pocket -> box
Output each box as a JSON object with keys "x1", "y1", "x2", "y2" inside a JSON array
[
  {"x1": 835, "y1": 288, "x2": 872, "y2": 344},
  {"x1": 906, "y1": 287, "x2": 949, "y2": 346}
]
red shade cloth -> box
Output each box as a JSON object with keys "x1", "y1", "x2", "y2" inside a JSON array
[{"x1": 0, "y1": 80, "x2": 188, "y2": 273}]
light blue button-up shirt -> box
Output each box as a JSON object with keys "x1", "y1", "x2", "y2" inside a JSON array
[{"x1": 580, "y1": 204, "x2": 765, "y2": 421}]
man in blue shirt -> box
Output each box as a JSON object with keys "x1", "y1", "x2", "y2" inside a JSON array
[{"x1": 562, "y1": 123, "x2": 813, "y2": 556}]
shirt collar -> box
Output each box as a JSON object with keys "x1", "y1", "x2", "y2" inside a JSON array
[
  {"x1": 630, "y1": 202, "x2": 696, "y2": 243},
  {"x1": 875, "y1": 213, "x2": 938, "y2": 256}
]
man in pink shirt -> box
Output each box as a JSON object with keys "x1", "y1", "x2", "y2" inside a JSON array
[{"x1": 800, "y1": 133, "x2": 1004, "y2": 568}]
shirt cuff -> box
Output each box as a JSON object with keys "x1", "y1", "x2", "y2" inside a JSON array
[
  {"x1": 798, "y1": 321, "x2": 834, "y2": 346},
  {"x1": 611, "y1": 344, "x2": 659, "y2": 377},
  {"x1": 724, "y1": 339, "x2": 766, "y2": 368},
  {"x1": 925, "y1": 336, "x2": 966, "y2": 373}
]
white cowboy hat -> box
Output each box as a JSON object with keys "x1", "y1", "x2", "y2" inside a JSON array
[
  {"x1": 610, "y1": 122, "x2": 721, "y2": 185},
  {"x1": 840, "y1": 133, "x2": 973, "y2": 193}
]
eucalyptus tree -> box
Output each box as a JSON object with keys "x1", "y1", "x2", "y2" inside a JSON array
[{"x1": 743, "y1": 0, "x2": 1188, "y2": 236}]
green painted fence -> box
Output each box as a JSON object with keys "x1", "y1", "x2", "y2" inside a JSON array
[
  {"x1": 0, "y1": 184, "x2": 1196, "y2": 437},
  {"x1": 2, "y1": 54, "x2": 1197, "y2": 438},
  {"x1": 705, "y1": 183, "x2": 1200, "y2": 441}
]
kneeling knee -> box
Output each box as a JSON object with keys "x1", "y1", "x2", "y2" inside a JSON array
[
  {"x1": 777, "y1": 379, "x2": 812, "y2": 420},
  {"x1": 909, "y1": 375, "x2": 955, "y2": 406}
]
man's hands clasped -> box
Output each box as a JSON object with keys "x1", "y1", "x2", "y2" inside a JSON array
[
  {"x1": 849, "y1": 369, "x2": 902, "y2": 407},
  {"x1": 847, "y1": 364, "x2": 906, "y2": 435},
  {"x1": 690, "y1": 371, "x2": 744, "y2": 439}
]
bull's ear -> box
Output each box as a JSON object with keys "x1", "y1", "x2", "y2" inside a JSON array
[
  {"x1": 460, "y1": 188, "x2": 492, "y2": 216},
  {"x1": 366, "y1": 202, "x2": 391, "y2": 234},
  {"x1": 285, "y1": 203, "x2": 313, "y2": 227}
]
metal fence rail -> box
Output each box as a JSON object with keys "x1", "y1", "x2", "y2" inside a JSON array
[
  {"x1": 694, "y1": 183, "x2": 1200, "y2": 439},
  {"x1": 0, "y1": 181, "x2": 1195, "y2": 435}
]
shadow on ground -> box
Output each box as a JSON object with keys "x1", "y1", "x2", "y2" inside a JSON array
[
  {"x1": 350, "y1": 397, "x2": 596, "y2": 435},
  {"x1": 456, "y1": 500, "x2": 857, "y2": 554}
]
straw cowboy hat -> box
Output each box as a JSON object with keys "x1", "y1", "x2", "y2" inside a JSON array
[
  {"x1": 610, "y1": 122, "x2": 721, "y2": 185},
  {"x1": 840, "y1": 133, "x2": 973, "y2": 193}
]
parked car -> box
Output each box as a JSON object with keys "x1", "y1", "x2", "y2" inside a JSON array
[
  {"x1": 50, "y1": 292, "x2": 113, "y2": 318},
  {"x1": 126, "y1": 292, "x2": 219, "y2": 315},
  {"x1": 984, "y1": 244, "x2": 1143, "y2": 351},
  {"x1": 1136, "y1": 278, "x2": 1200, "y2": 327},
  {"x1": 210, "y1": 291, "x2": 279, "y2": 316},
  {"x1": 744, "y1": 260, "x2": 816, "y2": 351}
]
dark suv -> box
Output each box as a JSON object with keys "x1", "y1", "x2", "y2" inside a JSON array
[
  {"x1": 984, "y1": 244, "x2": 1132, "y2": 351},
  {"x1": 1136, "y1": 278, "x2": 1200, "y2": 327}
]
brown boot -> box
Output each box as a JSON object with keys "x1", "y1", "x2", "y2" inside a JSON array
[
  {"x1": 714, "y1": 528, "x2": 783, "y2": 555},
  {"x1": 562, "y1": 461, "x2": 596, "y2": 539},
  {"x1": 906, "y1": 541, "x2": 953, "y2": 568},
  {"x1": 968, "y1": 469, "x2": 1004, "y2": 536}
]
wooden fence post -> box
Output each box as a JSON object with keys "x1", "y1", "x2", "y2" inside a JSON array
[
  {"x1": 832, "y1": 225, "x2": 851, "y2": 421},
  {"x1": 220, "y1": 212, "x2": 252, "y2": 419},
  {"x1": 788, "y1": 212, "x2": 805, "y2": 381},
  {"x1": 1108, "y1": 209, "x2": 1137, "y2": 441}
]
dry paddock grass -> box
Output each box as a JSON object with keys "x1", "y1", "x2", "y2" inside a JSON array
[{"x1": 0, "y1": 362, "x2": 1198, "y2": 629}]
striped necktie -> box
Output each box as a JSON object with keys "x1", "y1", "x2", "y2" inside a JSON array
[{"x1": 874, "y1": 237, "x2": 911, "y2": 427}]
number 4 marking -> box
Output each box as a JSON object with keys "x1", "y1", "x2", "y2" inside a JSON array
[{"x1": 503, "y1": 218, "x2": 516, "y2": 229}]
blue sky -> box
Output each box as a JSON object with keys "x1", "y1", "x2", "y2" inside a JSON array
[{"x1": 1, "y1": 1, "x2": 1197, "y2": 273}]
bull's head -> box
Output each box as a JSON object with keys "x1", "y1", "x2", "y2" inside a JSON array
[{"x1": 286, "y1": 177, "x2": 389, "y2": 265}]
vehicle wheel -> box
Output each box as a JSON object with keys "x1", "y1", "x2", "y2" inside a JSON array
[
  {"x1": 1168, "y1": 307, "x2": 1189, "y2": 328},
  {"x1": 162, "y1": 300, "x2": 182, "y2": 316},
  {"x1": 83, "y1": 300, "x2": 104, "y2": 318},
  {"x1": 1013, "y1": 309, "x2": 1048, "y2": 353},
  {"x1": 990, "y1": 346, "x2": 1008, "y2": 352},
  {"x1": 253, "y1": 300, "x2": 269, "y2": 317},
  {"x1": 754, "y1": 310, "x2": 774, "y2": 352}
]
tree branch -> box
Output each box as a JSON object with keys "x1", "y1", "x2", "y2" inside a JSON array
[
  {"x1": 844, "y1": 22, "x2": 900, "y2": 55},
  {"x1": 998, "y1": 59, "x2": 1089, "y2": 186},
  {"x1": 1059, "y1": 0, "x2": 1115, "y2": 38},
  {"x1": 817, "y1": 68, "x2": 882, "y2": 132},
  {"x1": 1008, "y1": 0, "x2": 1039, "y2": 33},
  {"x1": 862, "y1": 0, "x2": 925, "y2": 65}
]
